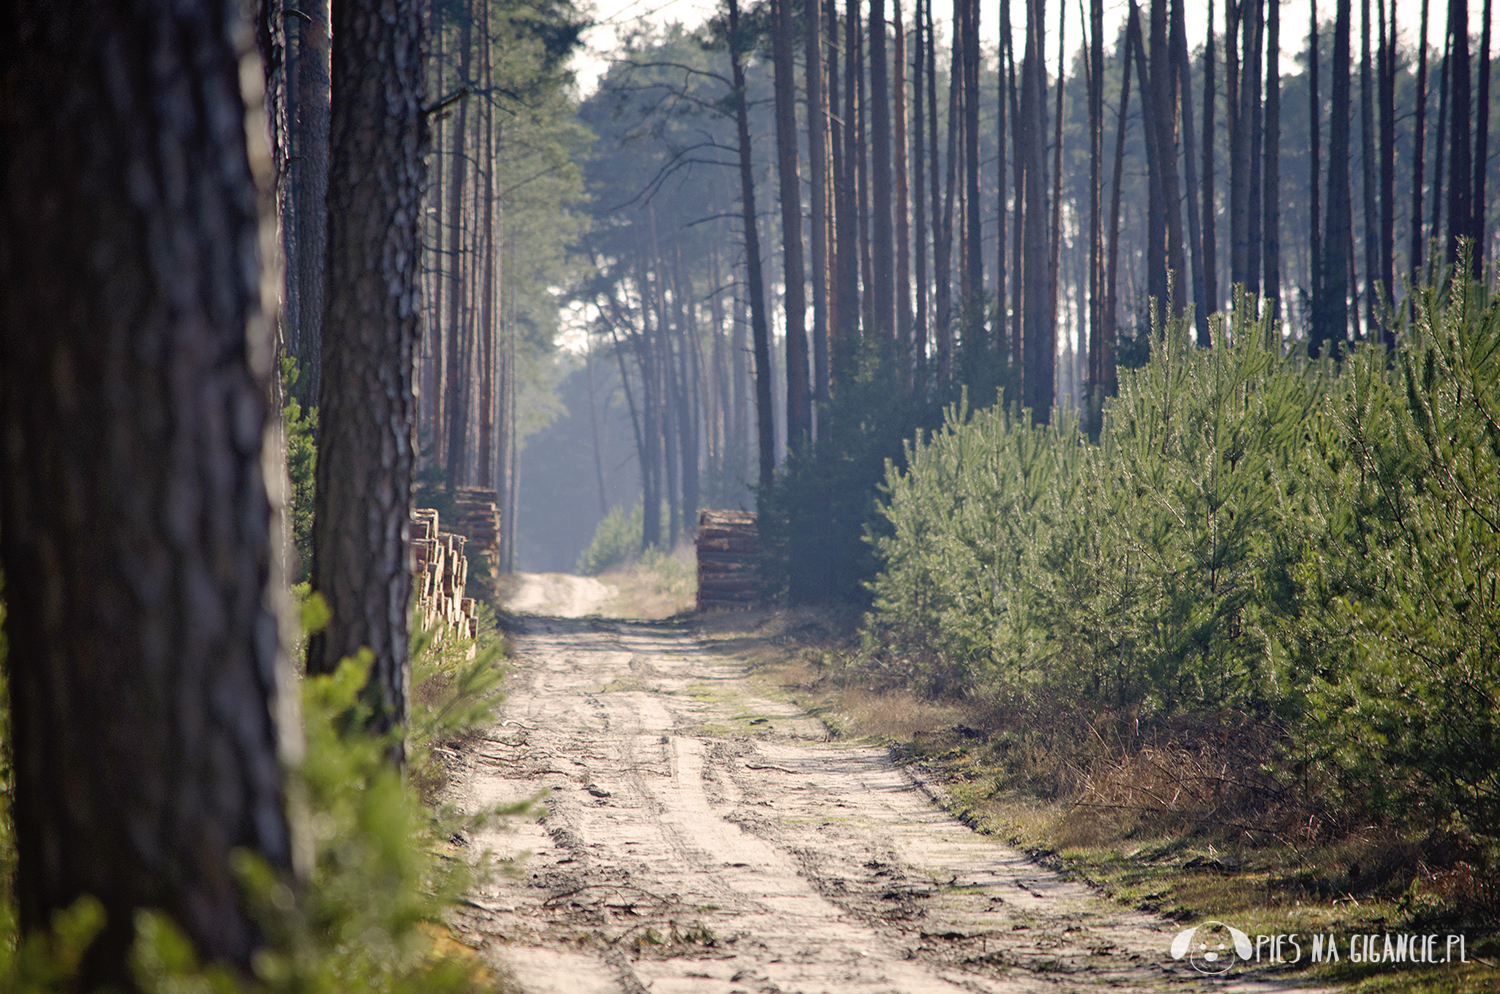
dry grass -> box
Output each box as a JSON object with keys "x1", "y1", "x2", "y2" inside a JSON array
[
  {"x1": 597, "y1": 544, "x2": 697, "y2": 620},
  {"x1": 687, "y1": 603, "x2": 1500, "y2": 993}
]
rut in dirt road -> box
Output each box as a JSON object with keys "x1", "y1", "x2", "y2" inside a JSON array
[{"x1": 448, "y1": 616, "x2": 1324, "y2": 994}]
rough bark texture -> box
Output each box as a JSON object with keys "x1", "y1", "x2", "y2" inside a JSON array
[
  {"x1": 807, "y1": 0, "x2": 831, "y2": 404},
  {"x1": 1411, "y1": 0, "x2": 1429, "y2": 291},
  {"x1": 773, "y1": 0, "x2": 811, "y2": 445},
  {"x1": 870, "y1": 0, "x2": 896, "y2": 344},
  {"x1": 728, "y1": 0, "x2": 776, "y2": 489},
  {"x1": 1263, "y1": 0, "x2": 1280, "y2": 321},
  {"x1": 1021, "y1": 0, "x2": 1053, "y2": 419},
  {"x1": 893, "y1": 3, "x2": 912, "y2": 375},
  {"x1": 1360, "y1": 0, "x2": 1379, "y2": 333},
  {"x1": 961, "y1": 0, "x2": 982, "y2": 330},
  {"x1": 1476, "y1": 0, "x2": 1492, "y2": 274},
  {"x1": 1313, "y1": 0, "x2": 1352, "y2": 357},
  {"x1": 309, "y1": 0, "x2": 429, "y2": 742},
  {"x1": 1201, "y1": 0, "x2": 1218, "y2": 320},
  {"x1": 0, "y1": 0, "x2": 298, "y2": 982},
  {"x1": 1445, "y1": 0, "x2": 1472, "y2": 267},
  {"x1": 444, "y1": 5, "x2": 473, "y2": 489},
  {"x1": 1311, "y1": 0, "x2": 1323, "y2": 306},
  {"x1": 290, "y1": 0, "x2": 332, "y2": 397}
]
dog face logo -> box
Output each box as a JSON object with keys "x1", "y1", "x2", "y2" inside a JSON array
[{"x1": 1170, "y1": 920, "x2": 1254, "y2": 975}]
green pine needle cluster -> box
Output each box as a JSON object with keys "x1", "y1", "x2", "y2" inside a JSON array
[{"x1": 870, "y1": 273, "x2": 1500, "y2": 852}]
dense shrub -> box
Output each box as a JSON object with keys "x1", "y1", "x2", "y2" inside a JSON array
[
  {"x1": 575, "y1": 501, "x2": 670, "y2": 574},
  {"x1": 870, "y1": 277, "x2": 1500, "y2": 845}
]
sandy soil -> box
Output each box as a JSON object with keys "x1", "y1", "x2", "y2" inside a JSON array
[
  {"x1": 449, "y1": 615, "x2": 1329, "y2": 994},
  {"x1": 503, "y1": 572, "x2": 618, "y2": 618}
]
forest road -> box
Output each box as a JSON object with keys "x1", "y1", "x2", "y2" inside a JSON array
[
  {"x1": 504, "y1": 572, "x2": 618, "y2": 618},
  {"x1": 448, "y1": 613, "x2": 1331, "y2": 994}
]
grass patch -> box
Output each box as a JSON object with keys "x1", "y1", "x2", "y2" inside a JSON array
[{"x1": 694, "y1": 605, "x2": 1500, "y2": 994}]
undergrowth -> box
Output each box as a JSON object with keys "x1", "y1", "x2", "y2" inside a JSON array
[{"x1": 0, "y1": 591, "x2": 517, "y2": 993}]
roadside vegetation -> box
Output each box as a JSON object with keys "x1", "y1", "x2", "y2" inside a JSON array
[
  {"x1": 717, "y1": 269, "x2": 1500, "y2": 993},
  {"x1": 0, "y1": 590, "x2": 515, "y2": 993}
]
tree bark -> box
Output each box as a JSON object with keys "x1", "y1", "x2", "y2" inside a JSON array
[
  {"x1": 1228, "y1": 0, "x2": 1246, "y2": 287},
  {"x1": 310, "y1": 0, "x2": 429, "y2": 741},
  {"x1": 807, "y1": 0, "x2": 832, "y2": 405},
  {"x1": 773, "y1": 0, "x2": 812, "y2": 445},
  {"x1": 1432, "y1": 31, "x2": 1451, "y2": 254},
  {"x1": 913, "y1": 0, "x2": 930, "y2": 376},
  {"x1": 870, "y1": 0, "x2": 896, "y2": 345},
  {"x1": 1475, "y1": 0, "x2": 1493, "y2": 273},
  {"x1": 1173, "y1": 0, "x2": 1209, "y2": 342},
  {"x1": 1105, "y1": 27, "x2": 1132, "y2": 390},
  {"x1": 936, "y1": 2, "x2": 960, "y2": 383},
  {"x1": 444, "y1": 3, "x2": 474, "y2": 489},
  {"x1": 1049, "y1": 2, "x2": 1067, "y2": 350},
  {"x1": 1263, "y1": 0, "x2": 1281, "y2": 321},
  {"x1": 1087, "y1": 0, "x2": 1103, "y2": 390},
  {"x1": 1411, "y1": 0, "x2": 1431, "y2": 291},
  {"x1": 1246, "y1": 0, "x2": 1264, "y2": 295},
  {"x1": 1313, "y1": 0, "x2": 1352, "y2": 356},
  {"x1": 290, "y1": 0, "x2": 332, "y2": 400},
  {"x1": 1311, "y1": 0, "x2": 1323, "y2": 308},
  {"x1": 728, "y1": 0, "x2": 777, "y2": 488},
  {"x1": 1360, "y1": 0, "x2": 1379, "y2": 335},
  {"x1": 1022, "y1": 0, "x2": 1054, "y2": 418},
  {"x1": 1446, "y1": 0, "x2": 1473, "y2": 268},
  {"x1": 894, "y1": 1, "x2": 913, "y2": 377},
  {"x1": 1378, "y1": 0, "x2": 1396, "y2": 318},
  {"x1": 1000, "y1": 0, "x2": 1015, "y2": 366},
  {"x1": 962, "y1": 0, "x2": 983, "y2": 333},
  {"x1": 1202, "y1": 0, "x2": 1219, "y2": 320},
  {"x1": 1, "y1": 1, "x2": 300, "y2": 982}
]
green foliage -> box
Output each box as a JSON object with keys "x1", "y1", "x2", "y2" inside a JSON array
[
  {"x1": 869, "y1": 275, "x2": 1500, "y2": 847},
  {"x1": 281, "y1": 358, "x2": 318, "y2": 584},
  {"x1": 0, "y1": 590, "x2": 515, "y2": 993},
  {"x1": 575, "y1": 501, "x2": 671, "y2": 574}
]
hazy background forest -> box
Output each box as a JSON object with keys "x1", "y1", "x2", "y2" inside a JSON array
[{"x1": 394, "y1": 0, "x2": 1500, "y2": 576}]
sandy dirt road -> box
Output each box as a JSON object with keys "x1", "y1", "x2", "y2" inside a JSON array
[
  {"x1": 450, "y1": 614, "x2": 1327, "y2": 994},
  {"x1": 503, "y1": 573, "x2": 617, "y2": 618}
]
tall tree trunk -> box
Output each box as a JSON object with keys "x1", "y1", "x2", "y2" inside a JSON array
[
  {"x1": 858, "y1": 7, "x2": 875, "y2": 338},
  {"x1": 1049, "y1": 1, "x2": 1067, "y2": 348},
  {"x1": 1432, "y1": 31, "x2": 1451, "y2": 255},
  {"x1": 478, "y1": 20, "x2": 498, "y2": 491},
  {"x1": 837, "y1": 0, "x2": 860, "y2": 382},
  {"x1": 1, "y1": 3, "x2": 301, "y2": 981},
  {"x1": 1446, "y1": 0, "x2": 1473, "y2": 267},
  {"x1": 1022, "y1": 0, "x2": 1054, "y2": 418},
  {"x1": 1378, "y1": 0, "x2": 1396, "y2": 320},
  {"x1": 1088, "y1": 0, "x2": 1104, "y2": 391},
  {"x1": 773, "y1": 0, "x2": 812, "y2": 445},
  {"x1": 808, "y1": 0, "x2": 832, "y2": 405},
  {"x1": 929, "y1": 0, "x2": 948, "y2": 379},
  {"x1": 1263, "y1": 0, "x2": 1281, "y2": 321},
  {"x1": 1476, "y1": 0, "x2": 1493, "y2": 273},
  {"x1": 1104, "y1": 25, "x2": 1132, "y2": 393},
  {"x1": 1313, "y1": 0, "x2": 1352, "y2": 356},
  {"x1": 1228, "y1": 0, "x2": 1246, "y2": 287},
  {"x1": 1009, "y1": 30, "x2": 1025, "y2": 372},
  {"x1": 1311, "y1": 0, "x2": 1324, "y2": 309},
  {"x1": 728, "y1": 0, "x2": 777, "y2": 489},
  {"x1": 870, "y1": 0, "x2": 896, "y2": 346},
  {"x1": 1201, "y1": 0, "x2": 1219, "y2": 321},
  {"x1": 312, "y1": 0, "x2": 428, "y2": 735},
  {"x1": 1000, "y1": 0, "x2": 1014, "y2": 366},
  {"x1": 1412, "y1": 0, "x2": 1432, "y2": 290},
  {"x1": 894, "y1": 1, "x2": 913, "y2": 378},
  {"x1": 937, "y1": 5, "x2": 960, "y2": 382},
  {"x1": 290, "y1": 0, "x2": 332, "y2": 400},
  {"x1": 913, "y1": 0, "x2": 930, "y2": 376},
  {"x1": 1246, "y1": 0, "x2": 1264, "y2": 295},
  {"x1": 962, "y1": 0, "x2": 983, "y2": 334},
  {"x1": 1360, "y1": 0, "x2": 1379, "y2": 335},
  {"x1": 1173, "y1": 0, "x2": 1209, "y2": 342},
  {"x1": 444, "y1": 4, "x2": 473, "y2": 489},
  {"x1": 1134, "y1": 0, "x2": 1185, "y2": 315}
]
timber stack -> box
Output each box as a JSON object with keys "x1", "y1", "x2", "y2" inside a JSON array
[
  {"x1": 411, "y1": 508, "x2": 479, "y2": 641},
  {"x1": 452, "y1": 486, "x2": 503, "y2": 579},
  {"x1": 695, "y1": 510, "x2": 759, "y2": 611}
]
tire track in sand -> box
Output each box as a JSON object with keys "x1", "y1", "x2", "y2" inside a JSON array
[{"x1": 449, "y1": 615, "x2": 1331, "y2": 994}]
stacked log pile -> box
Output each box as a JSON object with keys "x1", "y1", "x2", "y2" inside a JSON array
[
  {"x1": 412, "y1": 508, "x2": 478, "y2": 641},
  {"x1": 451, "y1": 486, "x2": 502, "y2": 579},
  {"x1": 695, "y1": 510, "x2": 759, "y2": 611}
]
